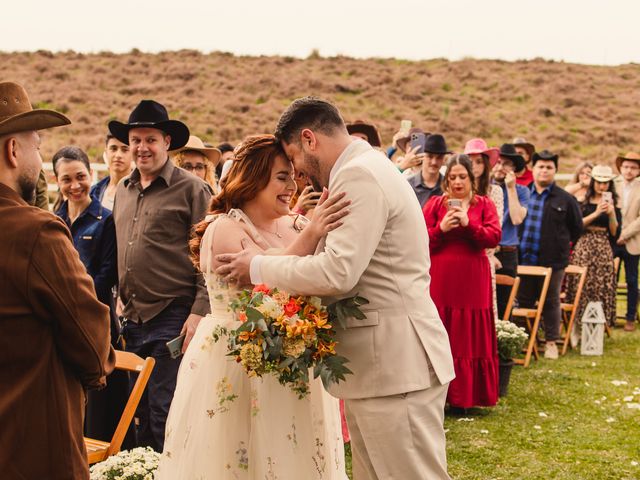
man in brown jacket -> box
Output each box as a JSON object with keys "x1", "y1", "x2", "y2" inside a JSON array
[{"x1": 0, "y1": 81, "x2": 115, "y2": 479}]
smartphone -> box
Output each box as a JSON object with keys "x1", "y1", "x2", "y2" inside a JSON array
[
  {"x1": 447, "y1": 199, "x2": 462, "y2": 209},
  {"x1": 166, "y1": 334, "x2": 186, "y2": 359},
  {"x1": 400, "y1": 119, "x2": 412, "y2": 133},
  {"x1": 602, "y1": 192, "x2": 613, "y2": 204},
  {"x1": 410, "y1": 132, "x2": 427, "y2": 154}
]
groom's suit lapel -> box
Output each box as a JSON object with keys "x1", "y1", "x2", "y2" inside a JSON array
[{"x1": 314, "y1": 140, "x2": 372, "y2": 255}]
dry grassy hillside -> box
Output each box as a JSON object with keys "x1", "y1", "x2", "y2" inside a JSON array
[{"x1": 2, "y1": 49, "x2": 640, "y2": 172}]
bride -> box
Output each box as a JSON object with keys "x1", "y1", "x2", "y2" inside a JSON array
[{"x1": 155, "y1": 135, "x2": 350, "y2": 479}]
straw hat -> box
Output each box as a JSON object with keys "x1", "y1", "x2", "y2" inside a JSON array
[
  {"x1": 173, "y1": 135, "x2": 222, "y2": 165},
  {"x1": 615, "y1": 152, "x2": 640, "y2": 172},
  {"x1": 512, "y1": 137, "x2": 535, "y2": 157},
  {"x1": 0, "y1": 82, "x2": 70, "y2": 136},
  {"x1": 590, "y1": 165, "x2": 617, "y2": 183}
]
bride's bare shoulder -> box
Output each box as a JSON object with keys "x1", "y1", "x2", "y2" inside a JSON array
[{"x1": 208, "y1": 217, "x2": 253, "y2": 254}]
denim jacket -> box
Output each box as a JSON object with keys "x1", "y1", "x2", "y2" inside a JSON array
[{"x1": 55, "y1": 198, "x2": 117, "y2": 304}]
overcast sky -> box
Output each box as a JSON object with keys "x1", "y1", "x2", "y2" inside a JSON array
[{"x1": 3, "y1": 0, "x2": 638, "y2": 66}]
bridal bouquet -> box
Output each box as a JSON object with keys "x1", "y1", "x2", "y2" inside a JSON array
[{"x1": 217, "y1": 284, "x2": 368, "y2": 398}]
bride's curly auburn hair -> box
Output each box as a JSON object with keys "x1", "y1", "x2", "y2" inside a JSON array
[{"x1": 189, "y1": 134, "x2": 286, "y2": 269}]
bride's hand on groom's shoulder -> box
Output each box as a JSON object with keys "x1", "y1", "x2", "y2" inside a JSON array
[{"x1": 305, "y1": 189, "x2": 351, "y2": 239}]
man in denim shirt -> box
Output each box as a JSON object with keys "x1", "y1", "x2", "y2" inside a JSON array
[{"x1": 492, "y1": 144, "x2": 530, "y2": 318}]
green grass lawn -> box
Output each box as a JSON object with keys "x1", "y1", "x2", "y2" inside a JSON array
[
  {"x1": 344, "y1": 327, "x2": 639, "y2": 479},
  {"x1": 445, "y1": 326, "x2": 640, "y2": 480}
]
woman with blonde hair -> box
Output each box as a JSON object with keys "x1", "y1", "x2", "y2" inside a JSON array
[
  {"x1": 173, "y1": 135, "x2": 221, "y2": 192},
  {"x1": 565, "y1": 161, "x2": 593, "y2": 202}
]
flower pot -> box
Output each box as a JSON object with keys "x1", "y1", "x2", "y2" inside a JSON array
[{"x1": 498, "y1": 359, "x2": 514, "y2": 397}]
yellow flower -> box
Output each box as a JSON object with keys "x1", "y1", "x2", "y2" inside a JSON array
[
  {"x1": 239, "y1": 343, "x2": 263, "y2": 371},
  {"x1": 282, "y1": 337, "x2": 307, "y2": 358}
]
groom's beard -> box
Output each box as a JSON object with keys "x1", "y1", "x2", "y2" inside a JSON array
[{"x1": 303, "y1": 151, "x2": 324, "y2": 192}]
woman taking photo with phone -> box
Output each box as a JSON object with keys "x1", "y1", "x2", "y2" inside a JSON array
[
  {"x1": 423, "y1": 154, "x2": 501, "y2": 411},
  {"x1": 52, "y1": 146, "x2": 131, "y2": 445},
  {"x1": 568, "y1": 165, "x2": 621, "y2": 333}
]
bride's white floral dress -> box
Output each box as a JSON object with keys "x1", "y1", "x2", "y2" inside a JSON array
[{"x1": 155, "y1": 210, "x2": 347, "y2": 480}]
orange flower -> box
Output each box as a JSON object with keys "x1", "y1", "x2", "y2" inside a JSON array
[
  {"x1": 284, "y1": 298, "x2": 301, "y2": 317},
  {"x1": 237, "y1": 312, "x2": 248, "y2": 323},
  {"x1": 238, "y1": 330, "x2": 258, "y2": 341},
  {"x1": 311, "y1": 311, "x2": 331, "y2": 330},
  {"x1": 316, "y1": 340, "x2": 337, "y2": 357},
  {"x1": 253, "y1": 284, "x2": 271, "y2": 295}
]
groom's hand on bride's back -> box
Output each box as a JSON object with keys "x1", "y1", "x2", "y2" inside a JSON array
[{"x1": 215, "y1": 237, "x2": 261, "y2": 286}]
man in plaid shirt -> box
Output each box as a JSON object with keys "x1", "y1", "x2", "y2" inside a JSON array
[{"x1": 518, "y1": 150, "x2": 583, "y2": 359}]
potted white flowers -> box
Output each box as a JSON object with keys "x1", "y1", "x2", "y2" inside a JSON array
[
  {"x1": 89, "y1": 447, "x2": 160, "y2": 480},
  {"x1": 495, "y1": 320, "x2": 528, "y2": 397}
]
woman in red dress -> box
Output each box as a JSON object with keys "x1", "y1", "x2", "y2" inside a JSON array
[{"x1": 423, "y1": 154, "x2": 502, "y2": 409}]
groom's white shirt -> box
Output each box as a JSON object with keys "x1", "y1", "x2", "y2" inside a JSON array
[{"x1": 250, "y1": 139, "x2": 455, "y2": 399}]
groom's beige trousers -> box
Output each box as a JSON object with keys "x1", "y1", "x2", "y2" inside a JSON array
[{"x1": 344, "y1": 361, "x2": 450, "y2": 480}]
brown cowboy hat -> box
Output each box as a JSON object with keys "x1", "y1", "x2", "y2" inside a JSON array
[
  {"x1": 346, "y1": 120, "x2": 382, "y2": 147},
  {"x1": 172, "y1": 135, "x2": 222, "y2": 165},
  {"x1": 615, "y1": 152, "x2": 640, "y2": 172},
  {"x1": 397, "y1": 127, "x2": 429, "y2": 152},
  {"x1": 0, "y1": 82, "x2": 70, "y2": 136},
  {"x1": 512, "y1": 137, "x2": 535, "y2": 158}
]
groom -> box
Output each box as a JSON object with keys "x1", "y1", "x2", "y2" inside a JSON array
[{"x1": 217, "y1": 97, "x2": 455, "y2": 479}]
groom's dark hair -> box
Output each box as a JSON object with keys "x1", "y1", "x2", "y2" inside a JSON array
[{"x1": 274, "y1": 96, "x2": 347, "y2": 145}]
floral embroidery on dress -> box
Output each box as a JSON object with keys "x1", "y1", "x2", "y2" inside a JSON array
[
  {"x1": 312, "y1": 437, "x2": 327, "y2": 477},
  {"x1": 265, "y1": 457, "x2": 278, "y2": 480},
  {"x1": 250, "y1": 388, "x2": 260, "y2": 417},
  {"x1": 236, "y1": 441, "x2": 249, "y2": 471},
  {"x1": 286, "y1": 417, "x2": 298, "y2": 448},
  {"x1": 189, "y1": 359, "x2": 197, "y2": 369},
  {"x1": 206, "y1": 377, "x2": 238, "y2": 417}
]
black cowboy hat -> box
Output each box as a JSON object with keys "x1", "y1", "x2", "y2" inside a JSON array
[
  {"x1": 532, "y1": 149, "x2": 559, "y2": 168},
  {"x1": 108, "y1": 100, "x2": 190, "y2": 150},
  {"x1": 424, "y1": 134, "x2": 452, "y2": 155},
  {"x1": 347, "y1": 120, "x2": 382, "y2": 147},
  {"x1": 498, "y1": 143, "x2": 526, "y2": 172}
]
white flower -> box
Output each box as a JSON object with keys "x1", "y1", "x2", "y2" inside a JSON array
[
  {"x1": 585, "y1": 382, "x2": 590, "y2": 387},
  {"x1": 626, "y1": 403, "x2": 640, "y2": 410},
  {"x1": 624, "y1": 396, "x2": 634, "y2": 402},
  {"x1": 309, "y1": 296, "x2": 323, "y2": 310},
  {"x1": 538, "y1": 412, "x2": 548, "y2": 418},
  {"x1": 257, "y1": 296, "x2": 283, "y2": 319},
  {"x1": 611, "y1": 380, "x2": 628, "y2": 386},
  {"x1": 631, "y1": 461, "x2": 639, "y2": 467},
  {"x1": 533, "y1": 425, "x2": 542, "y2": 430},
  {"x1": 480, "y1": 429, "x2": 489, "y2": 434},
  {"x1": 457, "y1": 417, "x2": 475, "y2": 422},
  {"x1": 605, "y1": 417, "x2": 616, "y2": 423}
]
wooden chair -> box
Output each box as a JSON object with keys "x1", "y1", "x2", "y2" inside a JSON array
[
  {"x1": 85, "y1": 351, "x2": 155, "y2": 464},
  {"x1": 511, "y1": 266, "x2": 552, "y2": 368},
  {"x1": 495, "y1": 274, "x2": 520, "y2": 321},
  {"x1": 559, "y1": 265, "x2": 588, "y2": 355}
]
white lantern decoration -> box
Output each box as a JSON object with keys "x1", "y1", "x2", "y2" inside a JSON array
[{"x1": 580, "y1": 301, "x2": 606, "y2": 356}]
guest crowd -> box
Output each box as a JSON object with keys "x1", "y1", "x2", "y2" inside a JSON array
[{"x1": 1, "y1": 80, "x2": 639, "y2": 479}]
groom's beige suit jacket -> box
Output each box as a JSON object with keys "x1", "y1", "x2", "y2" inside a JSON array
[{"x1": 256, "y1": 140, "x2": 455, "y2": 399}]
